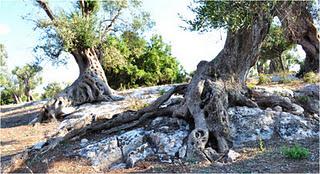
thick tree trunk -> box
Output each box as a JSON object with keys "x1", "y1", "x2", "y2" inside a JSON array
[
  {"x1": 24, "y1": 88, "x2": 33, "y2": 102},
  {"x1": 181, "y1": 13, "x2": 271, "y2": 161},
  {"x1": 41, "y1": 48, "x2": 122, "y2": 122},
  {"x1": 268, "y1": 55, "x2": 286, "y2": 74},
  {"x1": 13, "y1": 93, "x2": 22, "y2": 104},
  {"x1": 276, "y1": 1, "x2": 319, "y2": 76}
]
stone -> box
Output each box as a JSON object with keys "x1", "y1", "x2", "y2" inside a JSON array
[
  {"x1": 291, "y1": 104, "x2": 304, "y2": 115},
  {"x1": 294, "y1": 84, "x2": 320, "y2": 115},
  {"x1": 253, "y1": 86, "x2": 294, "y2": 97},
  {"x1": 80, "y1": 138, "x2": 88, "y2": 146},
  {"x1": 277, "y1": 112, "x2": 318, "y2": 140},
  {"x1": 226, "y1": 149, "x2": 240, "y2": 162},
  {"x1": 79, "y1": 136, "x2": 122, "y2": 170},
  {"x1": 126, "y1": 143, "x2": 153, "y2": 167},
  {"x1": 178, "y1": 145, "x2": 187, "y2": 158},
  {"x1": 273, "y1": 106, "x2": 282, "y2": 112},
  {"x1": 229, "y1": 106, "x2": 318, "y2": 145},
  {"x1": 78, "y1": 117, "x2": 189, "y2": 170},
  {"x1": 118, "y1": 128, "x2": 145, "y2": 156},
  {"x1": 228, "y1": 106, "x2": 275, "y2": 144},
  {"x1": 110, "y1": 163, "x2": 127, "y2": 170},
  {"x1": 33, "y1": 141, "x2": 46, "y2": 150}
]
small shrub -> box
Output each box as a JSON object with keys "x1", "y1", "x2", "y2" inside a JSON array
[
  {"x1": 303, "y1": 72, "x2": 320, "y2": 83},
  {"x1": 282, "y1": 144, "x2": 310, "y2": 160},
  {"x1": 258, "y1": 74, "x2": 271, "y2": 85},
  {"x1": 296, "y1": 95, "x2": 309, "y2": 103},
  {"x1": 247, "y1": 83, "x2": 256, "y2": 90},
  {"x1": 159, "y1": 89, "x2": 167, "y2": 95}
]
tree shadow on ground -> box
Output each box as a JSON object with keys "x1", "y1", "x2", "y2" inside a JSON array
[{"x1": 0, "y1": 109, "x2": 40, "y2": 128}]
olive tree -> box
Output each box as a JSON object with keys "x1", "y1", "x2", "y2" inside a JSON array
[{"x1": 34, "y1": 0, "x2": 153, "y2": 119}]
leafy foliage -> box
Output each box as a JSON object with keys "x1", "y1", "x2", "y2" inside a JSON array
[
  {"x1": 258, "y1": 23, "x2": 299, "y2": 74},
  {"x1": 12, "y1": 64, "x2": 43, "y2": 92},
  {"x1": 185, "y1": 1, "x2": 275, "y2": 32},
  {"x1": 102, "y1": 32, "x2": 186, "y2": 89},
  {"x1": 303, "y1": 72, "x2": 320, "y2": 83},
  {"x1": 258, "y1": 74, "x2": 271, "y2": 85},
  {"x1": 0, "y1": 44, "x2": 22, "y2": 105},
  {"x1": 0, "y1": 43, "x2": 7, "y2": 68},
  {"x1": 282, "y1": 144, "x2": 310, "y2": 160},
  {"x1": 34, "y1": 0, "x2": 154, "y2": 65},
  {"x1": 41, "y1": 82, "x2": 63, "y2": 99}
]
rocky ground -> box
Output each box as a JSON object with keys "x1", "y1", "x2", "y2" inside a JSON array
[{"x1": 1, "y1": 82, "x2": 319, "y2": 173}]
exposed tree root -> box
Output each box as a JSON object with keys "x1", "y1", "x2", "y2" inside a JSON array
[{"x1": 5, "y1": 84, "x2": 188, "y2": 172}]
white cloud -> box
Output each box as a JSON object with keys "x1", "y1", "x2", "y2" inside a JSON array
[{"x1": 0, "y1": 24, "x2": 10, "y2": 35}]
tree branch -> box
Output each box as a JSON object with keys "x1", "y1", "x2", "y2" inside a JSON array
[
  {"x1": 36, "y1": 0, "x2": 55, "y2": 21},
  {"x1": 100, "y1": 8, "x2": 122, "y2": 42}
]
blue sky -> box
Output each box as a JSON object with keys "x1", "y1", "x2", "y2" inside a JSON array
[{"x1": 0, "y1": 0, "x2": 227, "y2": 91}]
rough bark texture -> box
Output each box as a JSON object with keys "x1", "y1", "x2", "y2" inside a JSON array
[
  {"x1": 181, "y1": 13, "x2": 271, "y2": 162},
  {"x1": 268, "y1": 56, "x2": 286, "y2": 74},
  {"x1": 39, "y1": 48, "x2": 122, "y2": 122},
  {"x1": 13, "y1": 93, "x2": 22, "y2": 104},
  {"x1": 35, "y1": 0, "x2": 123, "y2": 123},
  {"x1": 276, "y1": 1, "x2": 319, "y2": 76}
]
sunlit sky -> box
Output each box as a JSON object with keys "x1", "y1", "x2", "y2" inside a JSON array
[{"x1": 0, "y1": 0, "x2": 307, "y2": 93}]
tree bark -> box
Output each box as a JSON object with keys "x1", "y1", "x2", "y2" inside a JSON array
[
  {"x1": 182, "y1": 13, "x2": 271, "y2": 161},
  {"x1": 41, "y1": 48, "x2": 122, "y2": 122},
  {"x1": 35, "y1": 0, "x2": 123, "y2": 122},
  {"x1": 13, "y1": 93, "x2": 22, "y2": 104},
  {"x1": 276, "y1": 1, "x2": 319, "y2": 76},
  {"x1": 268, "y1": 55, "x2": 286, "y2": 74}
]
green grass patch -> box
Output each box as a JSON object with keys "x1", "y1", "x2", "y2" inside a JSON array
[{"x1": 282, "y1": 144, "x2": 310, "y2": 160}]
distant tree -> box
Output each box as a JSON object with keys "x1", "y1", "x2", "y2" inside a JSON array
[
  {"x1": 12, "y1": 64, "x2": 42, "y2": 102},
  {"x1": 42, "y1": 82, "x2": 63, "y2": 99},
  {"x1": 102, "y1": 32, "x2": 186, "y2": 89},
  {"x1": 0, "y1": 44, "x2": 24, "y2": 104},
  {"x1": 258, "y1": 24, "x2": 294, "y2": 74}
]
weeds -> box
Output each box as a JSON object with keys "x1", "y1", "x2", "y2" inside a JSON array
[
  {"x1": 258, "y1": 74, "x2": 271, "y2": 85},
  {"x1": 303, "y1": 72, "x2": 320, "y2": 84},
  {"x1": 258, "y1": 137, "x2": 265, "y2": 152},
  {"x1": 296, "y1": 95, "x2": 310, "y2": 103},
  {"x1": 159, "y1": 89, "x2": 167, "y2": 95},
  {"x1": 282, "y1": 144, "x2": 310, "y2": 160},
  {"x1": 247, "y1": 83, "x2": 256, "y2": 90}
]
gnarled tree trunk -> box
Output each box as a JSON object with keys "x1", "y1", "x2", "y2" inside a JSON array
[
  {"x1": 40, "y1": 48, "x2": 122, "y2": 122},
  {"x1": 179, "y1": 13, "x2": 271, "y2": 162},
  {"x1": 268, "y1": 54, "x2": 286, "y2": 74},
  {"x1": 276, "y1": 1, "x2": 319, "y2": 76},
  {"x1": 35, "y1": 0, "x2": 123, "y2": 122}
]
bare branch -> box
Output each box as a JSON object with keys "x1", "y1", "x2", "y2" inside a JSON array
[
  {"x1": 36, "y1": 0, "x2": 55, "y2": 21},
  {"x1": 100, "y1": 8, "x2": 122, "y2": 42}
]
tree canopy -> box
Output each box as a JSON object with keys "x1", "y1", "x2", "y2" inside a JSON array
[
  {"x1": 185, "y1": 1, "x2": 275, "y2": 32},
  {"x1": 34, "y1": 0, "x2": 154, "y2": 65},
  {"x1": 41, "y1": 82, "x2": 63, "y2": 99},
  {"x1": 102, "y1": 33, "x2": 186, "y2": 89}
]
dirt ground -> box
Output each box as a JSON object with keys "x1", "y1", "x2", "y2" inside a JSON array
[{"x1": 0, "y1": 87, "x2": 319, "y2": 173}]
